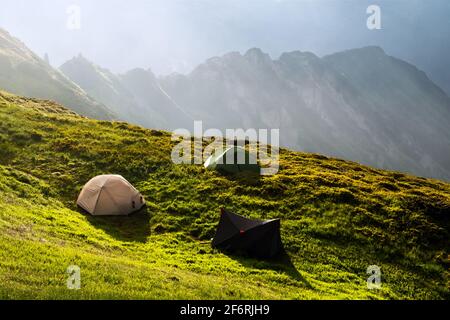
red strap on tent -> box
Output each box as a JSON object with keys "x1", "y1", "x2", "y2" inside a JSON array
[{"x1": 240, "y1": 230, "x2": 245, "y2": 235}]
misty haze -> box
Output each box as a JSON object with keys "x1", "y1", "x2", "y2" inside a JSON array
[
  {"x1": 1, "y1": 0, "x2": 450, "y2": 181},
  {"x1": 0, "y1": 0, "x2": 450, "y2": 302}
]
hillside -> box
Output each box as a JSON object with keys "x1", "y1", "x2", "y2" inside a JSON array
[
  {"x1": 57, "y1": 45, "x2": 450, "y2": 182},
  {"x1": 2, "y1": 28, "x2": 450, "y2": 182},
  {"x1": 0, "y1": 29, "x2": 114, "y2": 120},
  {"x1": 0, "y1": 90, "x2": 448, "y2": 299}
]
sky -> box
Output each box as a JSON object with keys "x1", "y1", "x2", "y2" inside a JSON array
[{"x1": 1, "y1": 0, "x2": 449, "y2": 90}]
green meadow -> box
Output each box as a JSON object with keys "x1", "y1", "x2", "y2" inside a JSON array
[{"x1": 0, "y1": 91, "x2": 448, "y2": 299}]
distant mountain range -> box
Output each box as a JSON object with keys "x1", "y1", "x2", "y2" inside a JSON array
[
  {"x1": 1, "y1": 28, "x2": 450, "y2": 181},
  {"x1": 60, "y1": 55, "x2": 191, "y2": 130},
  {"x1": 159, "y1": 47, "x2": 450, "y2": 181}
]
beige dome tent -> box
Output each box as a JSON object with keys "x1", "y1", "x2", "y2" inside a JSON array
[{"x1": 77, "y1": 175, "x2": 145, "y2": 216}]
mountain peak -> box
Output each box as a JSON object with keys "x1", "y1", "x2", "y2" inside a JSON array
[
  {"x1": 244, "y1": 48, "x2": 271, "y2": 63},
  {"x1": 122, "y1": 67, "x2": 156, "y2": 81},
  {"x1": 245, "y1": 47, "x2": 265, "y2": 56},
  {"x1": 67, "y1": 53, "x2": 93, "y2": 66},
  {"x1": 327, "y1": 46, "x2": 387, "y2": 59},
  {"x1": 0, "y1": 28, "x2": 17, "y2": 42},
  {"x1": 0, "y1": 27, "x2": 40, "y2": 63},
  {"x1": 223, "y1": 51, "x2": 242, "y2": 60},
  {"x1": 352, "y1": 45, "x2": 386, "y2": 57},
  {"x1": 362, "y1": 45, "x2": 385, "y2": 53},
  {"x1": 0, "y1": 27, "x2": 11, "y2": 37}
]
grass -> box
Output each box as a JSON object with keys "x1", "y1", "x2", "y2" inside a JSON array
[{"x1": 0, "y1": 90, "x2": 448, "y2": 299}]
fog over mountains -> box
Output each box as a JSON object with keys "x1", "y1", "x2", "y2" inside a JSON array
[
  {"x1": 159, "y1": 47, "x2": 450, "y2": 181},
  {"x1": 1, "y1": 28, "x2": 450, "y2": 181},
  {"x1": 60, "y1": 55, "x2": 191, "y2": 130}
]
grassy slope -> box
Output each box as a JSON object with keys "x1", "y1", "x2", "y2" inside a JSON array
[{"x1": 0, "y1": 90, "x2": 448, "y2": 299}]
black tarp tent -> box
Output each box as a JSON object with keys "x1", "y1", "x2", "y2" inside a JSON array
[{"x1": 212, "y1": 208, "x2": 283, "y2": 258}]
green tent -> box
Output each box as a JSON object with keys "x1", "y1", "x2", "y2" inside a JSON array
[{"x1": 204, "y1": 146, "x2": 260, "y2": 174}]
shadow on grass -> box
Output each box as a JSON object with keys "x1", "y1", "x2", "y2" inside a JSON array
[
  {"x1": 222, "y1": 171, "x2": 262, "y2": 186},
  {"x1": 82, "y1": 206, "x2": 151, "y2": 243},
  {"x1": 225, "y1": 248, "x2": 313, "y2": 288}
]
